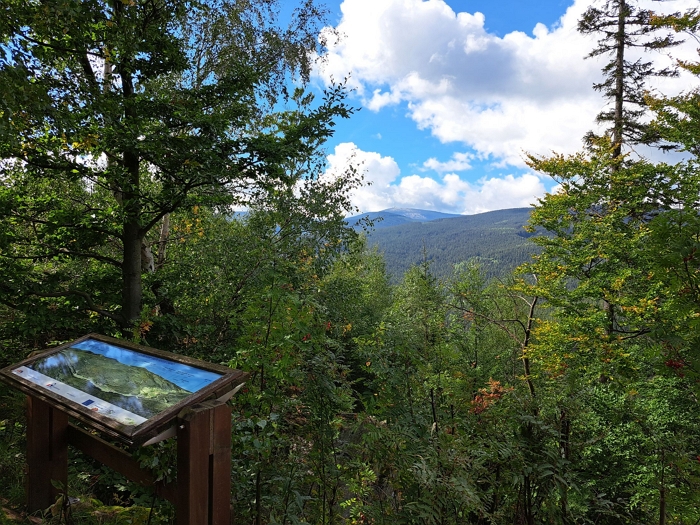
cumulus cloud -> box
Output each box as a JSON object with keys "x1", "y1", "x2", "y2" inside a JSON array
[
  {"x1": 326, "y1": 143, "x2": 546, "y2": 214},
  {"x1": 423, "y1": 152, "x2": 473, "y2": 173},
  {"x1": 318, "y1": 0, "x2": 699, "y2": 166}
]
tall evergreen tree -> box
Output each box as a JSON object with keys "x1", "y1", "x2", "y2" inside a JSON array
[
  {"x1": 578, "y1": 0, "x2": 678, "y2": 156},
  {"x1": 539, "y1": 0, "x2": 680, "y2": 337}
]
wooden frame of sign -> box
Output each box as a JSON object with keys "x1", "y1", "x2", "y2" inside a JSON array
[
  {"x1": 0, "y1": 333, "x2": 246, "y2": 444},
  {"x1": 0, "y1": 334, "x2": 248, "y2": 524}
]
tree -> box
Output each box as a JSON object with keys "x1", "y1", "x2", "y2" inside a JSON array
[
  {"x1": 639, "y1": 9, "x2": 700, "y2": 379},
  {"x1": 518, "y1": 3, "x2": 700, "y2": 523},
  {"x1": 578, "y1": 0, "x2": 678, "y2": 155},
  {"x1": 0, "y1": 0, "x2": 352, "y2": 336},
  {"x1": 520, "y1": 0, "x2": 685, "y2": 363},
  {"x1": 141, "y1": 157, "x2": 365, "y2": 522}
]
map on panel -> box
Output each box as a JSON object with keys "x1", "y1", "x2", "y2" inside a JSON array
[{"x1": 11, "y1": 338, "x2": 222, "y2": 426}]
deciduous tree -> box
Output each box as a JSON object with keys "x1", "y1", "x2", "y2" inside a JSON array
[{"x1": 0, "y1": 0, "x2": 351, "y2": 336}]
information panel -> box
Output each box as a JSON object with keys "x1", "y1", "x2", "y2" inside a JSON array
[{"x1": 0, "y1": 334, "x2": 245, "y2": 442}]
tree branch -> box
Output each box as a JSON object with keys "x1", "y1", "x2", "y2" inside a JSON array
[
  {"x1": 13, "y1": 28, "x2": 104, "y2": 59},
  {"x1": 27, "y1": 289, "x2": 124, "y2": 324},
  {"x1": 3, "y1": 247, "x2": 122, "y2": 268}
]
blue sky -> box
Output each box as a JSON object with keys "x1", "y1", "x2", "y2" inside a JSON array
[{"x1": 306, "y1": 0, "x2": 697, "y2": 214}]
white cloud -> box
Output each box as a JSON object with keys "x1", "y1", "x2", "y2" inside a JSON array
[
  {"x1": 463, "y1": 173, "x2": 546, "y2": 214},
  {"x1": 326, "y1": 143, "x2": 546, "y2": 214},
  {"x1": 318, "y1": 0, "x2": 700, "y2": 167},
  {"x1": 325, "y1": 142, "x2": 401, "y2": 212},
  {"x1": 423, "y1": 152, "x2": 473, "y2": 173}
]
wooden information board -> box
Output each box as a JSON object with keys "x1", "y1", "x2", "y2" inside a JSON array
[{"x1": 0, "y1": 334, "x2": 248, "y2": 524}]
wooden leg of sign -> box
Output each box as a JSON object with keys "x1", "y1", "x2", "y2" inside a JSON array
[
  {"x1": 26, "y1": 395, "x2": 68, "y2": 513},
  {"x1": 211, "y1": 401, "x2": 232, "y2": 525},
  {"x1": 176, "y1": 399, "x2": 232, "y2": 525}
]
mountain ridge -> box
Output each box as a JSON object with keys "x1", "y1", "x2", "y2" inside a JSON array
[
  {"x1": 353, "y1": 207, "x2": 538, "y2": 281},
  {"x1": 346, "y1": 208, "x2": 462, "y2": 229}
]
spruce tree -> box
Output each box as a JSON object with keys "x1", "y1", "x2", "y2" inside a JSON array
[{"x1": 578, "y1": 0, "x2": 678, "y2": 156}]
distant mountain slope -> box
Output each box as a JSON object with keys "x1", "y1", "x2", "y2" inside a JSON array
[
  {"x1": 363, "y1": 208, "x2": 538, "y2": 281},
  {"x1": 346, "y1": 208, "x2": 461, "y2": 229}
]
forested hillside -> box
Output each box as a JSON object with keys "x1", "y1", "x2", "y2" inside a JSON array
[
  {"x1": 363, "y1": 207, "x2": 538, "y2": 280},
  {"x1": 2, "y1": 1, "x2": 700, "y2": 525}
]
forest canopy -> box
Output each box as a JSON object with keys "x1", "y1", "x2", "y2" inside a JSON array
[{"x1": 2, "y1": 1, "x2": 700, "y2": 524}]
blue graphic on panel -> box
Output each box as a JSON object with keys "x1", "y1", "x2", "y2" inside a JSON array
[{"x1": 71, "y1": 339, "x2": 222, "y2": 393}]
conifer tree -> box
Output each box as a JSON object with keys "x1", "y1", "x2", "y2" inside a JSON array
[
  {"x1": 578, "y1": 0, "x2": 678, "y2": 156},
  {"x1": 533, "y1": 0, "x2": 680, "y2": 336}
]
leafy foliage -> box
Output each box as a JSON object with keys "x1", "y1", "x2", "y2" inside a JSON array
[
  {"x1": 3, "y1": 1, "x2": 700, "y2": 525},
  {"x1": 0, "y1": 0, "x2": 352, "y2": 333}
]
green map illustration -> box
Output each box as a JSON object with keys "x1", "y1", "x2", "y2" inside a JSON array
[{"x1": 32, "y1": 349, "x2": 191, "y2": 419}]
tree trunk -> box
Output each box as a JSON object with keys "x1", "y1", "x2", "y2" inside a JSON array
[
  {"x1": 560, "y1": 408, "x2": 571, "y2": 523},
  {"x1": 120, "y1": 61, "x2": 142, "y2": 331},
  {"x1": 156, "y1": 213, "x2": 170, "y2": 269},
  {"x1": 613, "y1": 0, "x2": 626, "y2": 158},
  {"x1": 522, "y1": 296, "x2": 538, "y2": 399},
  {"x1": 524, "y1": 473, "x2": 534, "y2": 525},
  {"x1": 122, "y1": 218, "x2": 142, "y2": 330}
]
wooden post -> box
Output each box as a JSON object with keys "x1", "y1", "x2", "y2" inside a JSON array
[
  {"x1": 23, "y1": 395, "x2": 234, "y2": 523},
  {"x1": 26, "y1": 395, "x2": 68, "y2": 513},
  {"x1": 176, "y1": 399, "x2": 231, "y2": 525}
]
